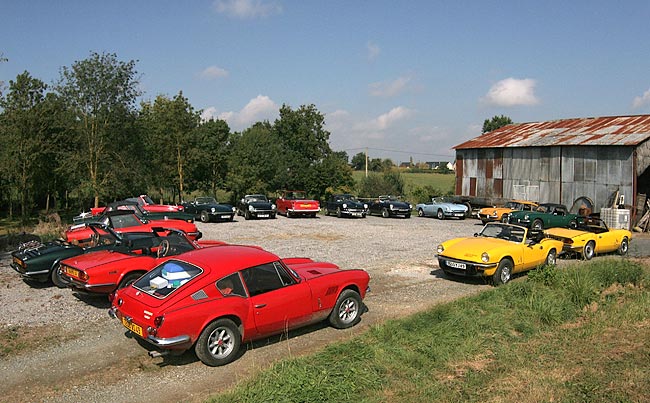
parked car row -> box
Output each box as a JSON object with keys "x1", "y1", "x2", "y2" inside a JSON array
[{"x1": 9, "y1": 193, "x2": 632, "y2": 368}]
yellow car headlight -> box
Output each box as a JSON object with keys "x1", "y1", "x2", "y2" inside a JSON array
[
  {"x1": 481, "y1": 252, "x2": 490, "y2": 263},
  {"x1": 437, "y1": 244, "x2": 444, "y2": 253}
]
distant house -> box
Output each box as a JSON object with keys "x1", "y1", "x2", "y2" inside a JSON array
[
  {"x1": 425, "y1": 161, "x2": 450, "y2": 170},
  {"x1": 399, "y1": 162, "x2": 412, "y2": 169}
]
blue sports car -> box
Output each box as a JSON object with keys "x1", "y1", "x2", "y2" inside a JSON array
[{"x1": 415, "y1": 197, "x2": 468, "y2": 220}]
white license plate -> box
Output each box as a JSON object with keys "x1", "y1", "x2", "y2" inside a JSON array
[
  {"x1": 351, "y1": 212, "x2": 362, "y2": 217},
  {"x1": 257, "y1": 214, "x2": 269, "y2": 218},
  {"x1": 447, "y1": 261, "x2": 466, "y2": 270},
  {"x1": 454, "y1": 213, "x2": 465, "y2": 216}
]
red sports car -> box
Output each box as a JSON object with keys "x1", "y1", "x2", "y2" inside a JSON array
[
  {"x1": 275, "y1": 190, "x2": 320, "y2": 218},
  {"x1": 65, "y1": 210, "x2": 201, "y2": 246},
  {"x1": 109, "y1": 246, "x2": 370, "y2": 366},
  {"x1": 60, "y1": 229, "x2": 224, "y2": 295},
  {"x1": 126, "y1": 195, "x2": 184, "y2": 213}
]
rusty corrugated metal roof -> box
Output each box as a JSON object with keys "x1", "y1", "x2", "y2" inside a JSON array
[{"x1": 454, "y1": 115, "x2": 650, "y2": 150}]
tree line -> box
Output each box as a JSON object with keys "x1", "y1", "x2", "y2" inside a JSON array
[{"x1": 0, "y1": 52, "x2": 355, "y2": 221}]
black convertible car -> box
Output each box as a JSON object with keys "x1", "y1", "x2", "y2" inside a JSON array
[
  {"x1": 181, "y1": 196, "x2": 236, "y2": 222},
  {"x1": 236, "y1": 194, "x2": 277, "y2": 220},
  {"x1": 324, "y1": 194, "x2": 368, "y2": 218},
  {"x1": 367, "y1": 195, "x2": 412, "y2": 218}
]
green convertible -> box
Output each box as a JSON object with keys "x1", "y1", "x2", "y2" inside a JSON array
[{"x1": 506, "y1": 203, "x2": 580, "y2": 230}]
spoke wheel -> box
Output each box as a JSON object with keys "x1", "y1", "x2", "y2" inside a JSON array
[
  {"x1": 381, "y1": 208, "x2": 390, "y2": 218},
  {"x1": 618, "y1": 238, "x2": 629, "y2": 255},
  {"x1": 493, "y1": 259, "x2": 513, "y2": 285},
  {"x1": 328, "y1": 289, "x2": 363, "y2": 329},
  {"x1": 545, "y1": 249, "x2": 557, "y2": 266},
  {"x1": 436, "y1": 209, "x2": 444, "y2": 220},
  {"x1": 51, "y1": 263, "x2": 68, "y2": 288},
  {"x1": 418, "y1": 208, "x2": 424, "y2": 217},
  {"x1": 583, "y1": 241, "x2": 595, "y2": 260},
  {"x1": 532, "y1": 219, "x2": 543, "y2": 230},
  {"x1": 200, "y1": 211, "x2": 210, "y2": 223},
  {"x1": 195, "y1": 319, "x2": 241, "y2": 366}
]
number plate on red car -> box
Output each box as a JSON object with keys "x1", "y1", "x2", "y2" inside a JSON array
[
  {"x1": 62, "y1": 266, "x2": 81, "y2": 278},
  {"x1": 121, "y1": 317, "x2": 144, "y2": 337}
]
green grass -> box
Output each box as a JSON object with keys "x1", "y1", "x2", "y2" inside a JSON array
[
  {"x1": 352, "y1": 170, "x2": 455, "y2": 199},
  {"x1": 208, "y1": 259, "x2": 649, "y2": 403}
]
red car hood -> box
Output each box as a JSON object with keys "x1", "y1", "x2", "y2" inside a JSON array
[{"x1": 62, "y1": 249, "x2": 135, "y2": 270}]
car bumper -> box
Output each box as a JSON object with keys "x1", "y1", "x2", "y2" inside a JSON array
[
  {"x1": 437, "y1": 256, "x2": 497, "y2": 277},
  {"x1": 251, "y1": 210, "x2": 276, "y2": 218},
  {"x1": 287, "y1": 208, "x2": 320, "y2": 213},
  {"x1": 387, "y1": 209, "x2": 411, "y2": 216},
  {"x1": 108, "y1": 307, "x2": 192, "y2": 349},
  {"x1": 444, "y1": 211, "x2": 467, "y2": 218},
  {"x1": 209, "y1": 212, "x2": 235, "y2": 220},
  {"x1": 66, "y1": 277, "x2": 117, "y2": 295},
  {"x1": 10, "y1": 263, "x2": 50, "y2": 282}
]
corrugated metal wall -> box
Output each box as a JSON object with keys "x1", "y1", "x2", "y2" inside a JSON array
[{"x1": 456, "y1": 145, "x2": 634, "y2": 212}]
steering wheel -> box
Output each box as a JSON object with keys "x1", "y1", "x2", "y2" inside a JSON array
[
  {"x1": 157, "y1": 239, "x2": 170, "y2": 258},
  {"x1": 91, "y1": 233, "x2": 100, "y2": 247}
]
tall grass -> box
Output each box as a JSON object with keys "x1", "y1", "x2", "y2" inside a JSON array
[{"x1": 210, "y1": 259, "x2": 649, "y2": 403}]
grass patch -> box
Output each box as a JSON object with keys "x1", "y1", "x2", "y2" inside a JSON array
[{"x1": 209, "y1": 259, "x2": 649, "y2": 403}]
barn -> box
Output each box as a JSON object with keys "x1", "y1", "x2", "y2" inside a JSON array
[{"x1": 453, "y1": 114, "x2": 650, "y2": 220}]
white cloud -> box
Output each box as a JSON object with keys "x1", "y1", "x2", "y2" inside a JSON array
[
  {"x1": 202, "y1": 95, "x2": 278, "y2": 129},
  {"x1": 199, "y1": 66, "x2": 229, "y2": 80},
  {"x1": 200, "y1": 106, "x2": 219, "y2": 122},
  {"x1": 369, "y1": 76, "x2": 411, "y2": 97},
  {"x1": 632, "y1": 88, "x2": 650, "y2": 109},
  {"x1": 213, "y1": 0, "x2": 282, "y2": 18},
  {"x1": 482, "y1": 78, "x2": 539, "y2": 107},
  {"x1": 354, "y1": 106, "x2": 414, "y2": 132},
  {"x1": 367, "y1": 41, "x2": 380, "y2": 61}
]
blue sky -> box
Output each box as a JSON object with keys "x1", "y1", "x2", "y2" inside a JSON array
[{"x1": 2, "y1": 0, "x2": 650, "y2": 164}]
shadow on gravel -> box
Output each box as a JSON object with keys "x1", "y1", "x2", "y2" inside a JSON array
[
  {"x1": 430, "y1": 268, "x2": 492, "y2": 286},
  {"x1": 129, "y1": 320, "x2": 333, "y2": 368},
  {"x1": 72, "y1": 292, "x2": 111, "y2": 308}
]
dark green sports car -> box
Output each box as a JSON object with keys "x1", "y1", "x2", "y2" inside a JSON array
[
  {"x1": 506, "y1": 203, "x2": 580, "y2": 230},
  {"x1": 11, "y1": 223, "x2": 162, "y2": 288}
]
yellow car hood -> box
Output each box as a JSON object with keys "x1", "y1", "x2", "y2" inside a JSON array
[{"x1": 441, "y1": 237, "x2": 510, "y2": 261}]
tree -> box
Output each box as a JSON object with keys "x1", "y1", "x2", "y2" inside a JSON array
[
  {"x1": 140, "y1": 92, "x2": 200, "y2": 202},
  {"x1": 0, "y1": 72, "x2": 49, "y2": 220},
  {"x1": 482, "y1": 115, "x2": 513, "y2": 133},
  {"x1": 55, "y1": 52, "x2": 142, "y2": 208},
  {"x1": 226, "y1": 122, "x2": 284, "y2": 199},
  {"x1": 190, "y1": 118, "x2": 231, "y2": 197},
  {"x1": 274, "y1": 104, "x2": 333, "y2": 195},
  {"x1": 350, "y1": 152, "x2": 366, "y2": 170},
  {"x1": 358, "y1": 170, "x2": 405, "y2": 197}
]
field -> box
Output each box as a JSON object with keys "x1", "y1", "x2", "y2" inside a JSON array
[{"x1": 352, "y1": 170, "x2": 456, "y2": 198}]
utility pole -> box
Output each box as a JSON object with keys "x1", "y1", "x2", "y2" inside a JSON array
[{"x1": 365, "y1": 147, "x2": 368, "y2": 177}]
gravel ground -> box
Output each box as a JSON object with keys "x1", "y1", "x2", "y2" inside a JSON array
[{"x1": 0, "y1": 214, "x2": 642, "y2": 403}]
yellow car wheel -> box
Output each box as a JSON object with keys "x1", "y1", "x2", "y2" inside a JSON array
[
  {"x1": 618, "y1": 238, "x2": 629, "y2": 255},
  {"x1": 493, "y1": 259, "x2": 513, "y2": 285},
  {"x1": 583, "y1": 241, "x2": 595, "y2": 260}
]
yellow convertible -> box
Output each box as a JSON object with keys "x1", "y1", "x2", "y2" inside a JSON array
[
  {"x1": 477, "y1": 200, "x2": 538, "y2": 224},
  {"x1": 437, "y1": 222, "x2": 564, "y2": 285},
  {"x1": 545, "y1": 216, "x2": 631, "y2": 260}
]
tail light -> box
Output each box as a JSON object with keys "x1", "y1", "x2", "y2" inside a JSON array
[
  {"x1": 80, "y1": 271, "x2": 89, "y2": 281},
  {"x1": 153, "y1": 315, "x2": 164, "y2": 328}
]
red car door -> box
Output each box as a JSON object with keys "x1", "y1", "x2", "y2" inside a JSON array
[{"x1": 242, "y1": 262, "x2": 313, "y2": 335}]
